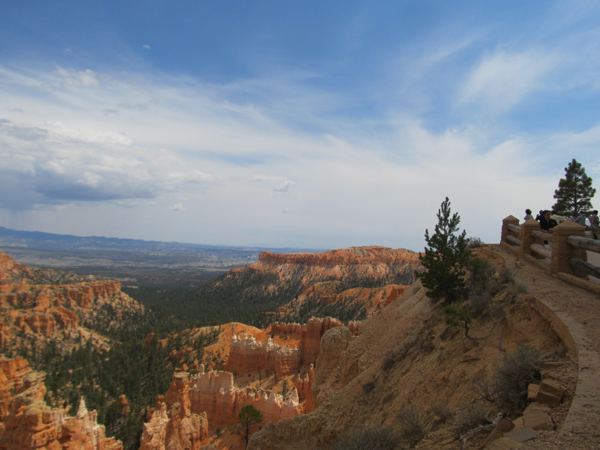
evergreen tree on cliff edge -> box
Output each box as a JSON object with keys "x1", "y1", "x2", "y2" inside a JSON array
[
  {"x1": 552, "y1": 158, "x2": 596, "y2": 217},
  {"x1": 416, "y1": 197, "x2": 469, "y2": 304}
]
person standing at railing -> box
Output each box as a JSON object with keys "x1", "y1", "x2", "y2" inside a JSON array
[
  {"x1": 539, "y1": 211, "x2": 558, "y2": 245},
  {"x1": 539, "y1": 211, "x2": 558, "y2": 231},
  {"x1": 575, "y1": 211, "x2": 587, "y2": 227},
  {"x1": 524, "y1": 209, "x2": 534, "y2": 221},
  {"x1": 590, "y1": 210, "x2": 599, "y2": 240}
]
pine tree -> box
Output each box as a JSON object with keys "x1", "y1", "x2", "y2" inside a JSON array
[
  {"x1": 552, "y1": 159, "x2": 596, "y2": 217},
  {"x1": 416, "y1": 197, "x2": 470, "y2": 304},
  {"x1": 238, "y1": 405, "x2": 263, "y2": 449}
]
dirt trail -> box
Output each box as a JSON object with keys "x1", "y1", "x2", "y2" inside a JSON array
[{"x1": 490, "y1": 244, "x2": 600, "y2": 449}]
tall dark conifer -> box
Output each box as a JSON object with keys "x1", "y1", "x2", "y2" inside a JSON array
[
  {"x1": 416, "y1": 197, "x2": 470, "y2": 304},
  {"x1": 552, "y1": 159, "x2": 596, "y2": 217}
]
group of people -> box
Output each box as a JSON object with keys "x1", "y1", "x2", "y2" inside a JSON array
[{"x1": 523, "y1": 208, "x2": 600, "y2": 239}]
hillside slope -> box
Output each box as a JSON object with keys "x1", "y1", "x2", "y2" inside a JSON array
[{"x1": 248, "y1": 245, "x2": 580, "y2": 450}]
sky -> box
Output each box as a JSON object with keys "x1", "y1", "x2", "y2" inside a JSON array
[{"x1": 1, "y1": 1, "x2": 600, "y2": 252}]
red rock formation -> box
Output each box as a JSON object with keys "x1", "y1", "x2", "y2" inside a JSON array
[
  {"x1": 0, "y1": 357, "x2": 41, "y2": 421},
  {"x1": 300, "y1": 317, "x2": 343, "y2": 365},
  {"x1": 222, "y1": 317, "x2": 344, "y2": 380},
  {"x1": 0, "y1": 252, "x2": 34, "y2": 285},
  {"x1": 293, "y1": 363, "x2": 315, "y2": 413},
  {"x1": 0, "y1": 357, "x2": 123, "y2": 450},
  {"x1": 257, "y1": 246, "x2": 419, "y2": 267},
  {"x1": 224, "y1": 335, "x2": 301, "y2": 377},
  {"x1": 117, "y1": 395, "x2": 129, "y2": 416},
  {"x1": 0, "y1": 251, "x2": 142, "y2": 353},
  {"x1": 242, "y1": 247, "x2": 420, "y2": 323},
  {"x1": 140, "y1": 399, "x2": 209, "y2": 450},
  {"x1": 164, "y1": 372, "x2": 191, "y2": 419},
  {"x1": 140, "y1": 369, "x2": 211, "y2": 450},
  {"x1": 173, "y1": 366, "x2": 304, "y2": 427}
]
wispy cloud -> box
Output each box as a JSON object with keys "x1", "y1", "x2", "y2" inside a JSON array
[
  {"x1": 274, "y1": 180, "x2": 295, "y2": 192},
  {"x1": 458, "y1": 49, "x2": 558, "y2": 112},
  {"x1": 0, "y1": 36, "x2": 598, "y2": 248}
]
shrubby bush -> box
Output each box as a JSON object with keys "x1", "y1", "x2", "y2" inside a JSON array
[
  {"x1": 453, "y1": 403, "x2": 488, "y2": 435},
  {"x1": 397, "y1": 405, "x2": 427, "y2": 447},
  {"x1": 495, "y1": 344, "x2": 540, "y2": 409}
]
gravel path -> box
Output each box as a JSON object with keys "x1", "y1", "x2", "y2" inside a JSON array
[{"x1": 490, "y1": 244, "x2": 600, "y2": 449}]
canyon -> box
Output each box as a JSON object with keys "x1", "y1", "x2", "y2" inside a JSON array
[{"x1": 0, "y1": 243, "x2": 592, "y2": 449}]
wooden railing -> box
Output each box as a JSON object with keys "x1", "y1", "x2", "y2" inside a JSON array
[{"x1": 501, "y1": 215, "x2": 600, "y2": 294}]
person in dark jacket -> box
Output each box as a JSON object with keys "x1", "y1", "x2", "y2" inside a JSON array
[{"x1": 539, "y1": 211, "x2": 557, "y2": 231}]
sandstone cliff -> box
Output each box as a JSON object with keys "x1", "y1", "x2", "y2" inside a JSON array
[
  {"x1": 140, "y1": 363, "x2": 304, "y2": 450},
  {"x1": 0, "y1": 356, "x2": 123, "y2": 450},
  {"x1": 0, "y1": 251, "x2": 142, "y2": 353},
  {"x1": 168, "y1": 367, "x2": 302, "y2": 427},
  {"x1": 224, "y1": 317, "x2": 344, "y2": 377},
  {"x1": 186, "y1": 246, "x2": 421, "y2": 327}
]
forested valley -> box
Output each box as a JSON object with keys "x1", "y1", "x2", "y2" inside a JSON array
[{"x1": 3, "y1": 247, "x2": 419, "y2": 449}]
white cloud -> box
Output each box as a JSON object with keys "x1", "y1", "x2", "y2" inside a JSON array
[
  {"x1": 55, "y1": 67, "x2": 100, "y2": 87},
  {"x1": 253, "y1": 175, "x2": 283, "y2": 182},
  {"x1": 0, "y1": 61, "x2": 598, "y2": 249},
  {"x1": 274, "y1": 180, "x2": 296, "y2": 192},
  {"x1": 458, "y1": 50, "x2": 558, "y2": 112},
  {"x1": 143, "y1": 44, "x2": 151, "y2": 50}
]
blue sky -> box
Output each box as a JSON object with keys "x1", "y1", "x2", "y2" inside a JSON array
[{"x1": 1, "y1": 1, "x2": 599, "y2": 251}]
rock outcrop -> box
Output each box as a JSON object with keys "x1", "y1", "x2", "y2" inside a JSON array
[
  {"x1": 215, "y1": 246, "x2": 421, "y2": 323},
  {"x1": 139, "y1": 401, "x2": 209, "y2": 450},
  {"x1": 0, "y1": 356, "x2": 123, "y2": 450},
  {"x1": 188, "y1": 366, "x2": 303, "y2": 426},
  {"x1": 0, "y1": 251, "x2": 142, "y2": 352},
  {"x1": 0, "y1": 357, "x2": 44, "y2": 421},
  {"x1": 225, "y1": 335, "x2": 301, "y2": 377},
  {"x1": 140, "y1": 364, "x2": 303, "y2": 449},
  {"x1": 223, "y1": 317, "x2": 345, "y2": 379},
  {"x1": 256, "y1": 246, "x2": 419, "y2": 268}
]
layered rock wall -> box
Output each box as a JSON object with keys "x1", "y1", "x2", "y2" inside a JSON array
[
  {"x1": 0, "y1": 251, "x2": 142, "y2": 351},
  {"x1": 0, "y1": 356, "x2": 123, "y2": 450},
  {"x1": 299, "y1": 317, "x2": 344, "y2": 365},
  {"x1": 223, "y1": 317, "x2": 344, "y2": 378},
  {"x1": 224, "y1": 335, "x2": 301, "y2": 377},
  {"x1": 257, "y1": 246, "x2": 419, "y2": 267},
  {"x1": 139, "y1": 402, "x2": 209, "y2": 450},
  {"x1": 187, "y1": 367, "x2": 303, "y2": 426}
]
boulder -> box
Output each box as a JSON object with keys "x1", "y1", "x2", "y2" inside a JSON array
[{"x1": 536, "y1": 379, "x2": 564, "y2": 407}]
